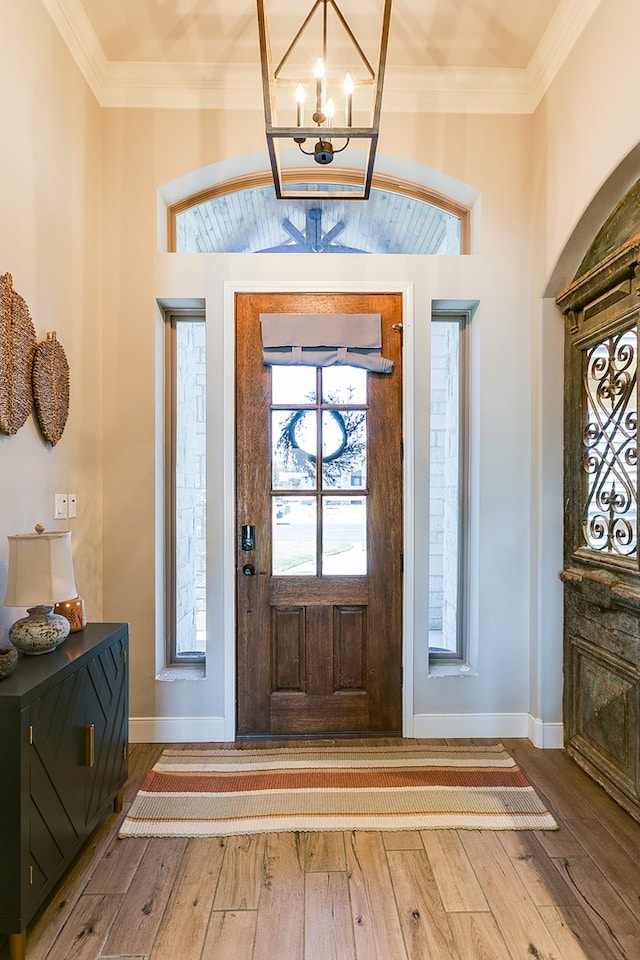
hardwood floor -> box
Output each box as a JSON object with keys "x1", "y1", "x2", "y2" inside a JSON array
[{"x1": 2, "y1": 738, "x2": 639, "y2": 960}]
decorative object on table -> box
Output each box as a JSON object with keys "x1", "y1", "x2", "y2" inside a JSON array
[
  {"x1": 54, "y1": 594, "x2": 86, "y2": 632},
  {"x1": 0, "y1": 272, "x2": 37, "y2": 435},
  {"x1": 0, "y1": 644, "x2": 18, "y2": 679},
  {"x1": 32, "y1": 331, "x2": 70, "y2": 445},
  {"x1": 120, "y1": 743, "x2": 558, "y2": 838},
  {"x1": 3, "y1": 524, "x2": 78, "y2": 654}
]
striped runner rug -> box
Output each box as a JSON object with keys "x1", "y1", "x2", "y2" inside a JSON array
[{"x1": 119, "y1": 743, "x2": 557, "y2": 837}]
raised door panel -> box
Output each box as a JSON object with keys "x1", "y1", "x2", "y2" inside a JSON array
[{"x1": 566, "y1": 632, "x2": 639, "y2": 804}]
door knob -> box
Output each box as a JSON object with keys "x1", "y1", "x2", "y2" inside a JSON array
[{"x1": 242, "y1": 563, "x2": 255, "y2": 576}]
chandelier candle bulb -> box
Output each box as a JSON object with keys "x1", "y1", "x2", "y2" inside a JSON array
[
  {"x1": 315, "y1": 57, "x2": 325, "y2": 115},
  {"x1": 325, "y1": 97, "x2": 334, "y2": 127},
  {"x1": 344, "y1": 72, "x2": 353, "y2": 125},
  {"x1": 295, "y1": 83, "x2": 305, "y2": 126}
]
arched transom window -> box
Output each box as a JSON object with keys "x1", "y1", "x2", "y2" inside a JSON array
[{"x1": 169, "y1": 173, "x2": 468, "y2": 254}]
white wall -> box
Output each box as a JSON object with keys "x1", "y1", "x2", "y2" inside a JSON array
[{"x1": 0, "y1": 0, "x2": 104, "y2": 634}]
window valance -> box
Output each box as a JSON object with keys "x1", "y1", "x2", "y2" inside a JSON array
[{"x1": 259, "y1": 313, "x2": 393, "y2": 373}]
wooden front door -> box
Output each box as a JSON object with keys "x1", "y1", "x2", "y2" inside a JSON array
[{"x1": 236, "y1": 292, "x2": 403, "y2": 737}]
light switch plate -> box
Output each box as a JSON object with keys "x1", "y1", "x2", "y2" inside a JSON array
[
  {"x1": 68, "y1": 494, "x2": 77, "y2": 519},
  {"x1": 54, "y1": 493, "x2": 68, "y2": 519}
]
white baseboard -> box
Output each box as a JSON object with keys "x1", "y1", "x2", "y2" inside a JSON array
[
  {"x1": 528, "y1": 716, "x2": 564, "y2": 749},
  {"x1": 411, "y1": 712, "x2": 564, "y2": 748},
  {"x1": 129, "y1": 716, "x2": 229, "y2": 743},
  {"x1": 130, "y1": 713, "x2": 565, "y2": 748}
]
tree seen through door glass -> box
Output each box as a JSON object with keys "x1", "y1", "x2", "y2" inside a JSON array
[
  {"x1": 271, "y1": 410, "x2": 316, "y2": 489},
  {"x1": 322, "y1": 365, "x2": 367, "y2": 403},
  {"x1": 322, "y1": 410, "x2": 366, "y2": 489},
  {"x1": 271, "y1": 364, "x2": 368, "y2": 576}
]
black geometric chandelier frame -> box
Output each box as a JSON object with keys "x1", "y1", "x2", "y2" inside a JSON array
[{"x1": 257, "y1": 0, "x2": 392, "y2": 200}]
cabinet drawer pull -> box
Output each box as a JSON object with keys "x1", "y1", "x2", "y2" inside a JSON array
[{"x1": 85, "y1": 724, "x2": 95, "y2": 768}]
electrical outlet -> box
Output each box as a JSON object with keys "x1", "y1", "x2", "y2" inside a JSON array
[
  {"x1": 68, "y1": 493, "x2": 77, "y2": 519},
  {"x1": 54, "y1": 493, "x2": 68, "y2": 519}
]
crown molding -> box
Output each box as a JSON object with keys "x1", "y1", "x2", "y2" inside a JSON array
[
  {"x1": 41, "y1": 0, "x2": 602, "y2": 114},
  {"x1": 528, "y1": 0, "x2": 601, "y2": 108},
  {"x1": 40, "y1": 0, "x2": 107, "y2": 100}
]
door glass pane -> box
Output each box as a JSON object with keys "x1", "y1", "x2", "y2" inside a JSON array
[
  {"x1": 272, "y1": 365, "x2": 316, "y2": 404},
  {"x1": 322, "y1": 497, "x2": 367, "y2": 575},
  {"x1": 429, "y1": 320, "x2": 461, "y2": 658},
  {"x1": 172, "y1": 318, "x2": 206, "y2": 661},
  {"x1": 272, "y1": 410, "x2": 316, "y2": 489},
  {"x1": 583, "y1": 327, "x2": 638, "y2": 558},
  {"x1": 322, "y1": 365, "x2": 367, "y2": 404},
  {"x1": 322, "y1": 411, "x2": 367, "y2": 489},
  {"x1": 272, "y1": 497, "x2": 317, "y2": 575}
]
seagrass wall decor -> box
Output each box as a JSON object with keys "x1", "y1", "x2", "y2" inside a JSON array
[
  {"x1": 32, "y1": 331, "x2": 70, "y2": 445},
  {"x1": 0, "y1": 272, "x2": 36, "y2": 434}
]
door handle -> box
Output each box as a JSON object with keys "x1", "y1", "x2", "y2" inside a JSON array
[{"x1": 242, "y1": 563, "x2": 256, "y2": 576}]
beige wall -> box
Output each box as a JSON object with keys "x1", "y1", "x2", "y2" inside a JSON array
[
  {"x1": 4, "y1": 0, "x2": 640, "y2": 742},
  {"x1": 527, "y1": 0, "x2": 640, "y2": 734},
  {"x1": 101, "y1": 103, "x2": 539, "y2": 737},
  {"x1": 0, "y1": 0, "x2": 103, "y2": 635},
  {"x1": 533, "y1": 0, "x2": 640, "y2": 295}
]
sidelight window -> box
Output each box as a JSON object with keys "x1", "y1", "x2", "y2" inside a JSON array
[
  {"x1": 164, "y1": 313, "x2": 207, "y2": 663},
  {"x1": 428, "y1": 312, "x2": 469, "y2": 662}
]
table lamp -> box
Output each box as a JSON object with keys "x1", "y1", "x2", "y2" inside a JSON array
[{"x1": 4, "y1": 525, "x2": 78, "y2": 655}]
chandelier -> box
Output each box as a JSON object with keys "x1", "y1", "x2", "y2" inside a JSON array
[{"x1": 257, "y1": 0, "x2": 392, "y2": 200}]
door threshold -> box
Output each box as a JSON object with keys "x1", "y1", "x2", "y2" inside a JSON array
[{"x1": 235, "y1": 731, "x2": 403, "y2": 743}]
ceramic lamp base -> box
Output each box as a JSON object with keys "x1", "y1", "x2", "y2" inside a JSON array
[{"x1": 9, "y1": 605, "x2": 70, "y2": 655}]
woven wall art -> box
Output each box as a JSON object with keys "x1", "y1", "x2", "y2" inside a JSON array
[
  {"x1": 0, "y1": 272, "x2": 36, "y2": 435},
  {"x1": 32, "y1": 331, "x2": 70, "y2": 446}
]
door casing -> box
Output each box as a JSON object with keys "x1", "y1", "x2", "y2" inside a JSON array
[{"x1": 220, "y1": 280, "x2": 415, "y2": 740}]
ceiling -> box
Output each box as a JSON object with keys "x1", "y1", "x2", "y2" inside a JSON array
[{"x1": 43, "y1": 0, "x2": 600, "y2": 112}]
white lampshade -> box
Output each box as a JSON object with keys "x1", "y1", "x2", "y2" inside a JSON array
[{"x1": 4, "y1": 530, "x2": 77, "y2": 607}]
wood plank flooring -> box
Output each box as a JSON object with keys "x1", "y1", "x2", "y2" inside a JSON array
[{"x1": 2, "y1": 738, "x2": 640, "y2": 960}]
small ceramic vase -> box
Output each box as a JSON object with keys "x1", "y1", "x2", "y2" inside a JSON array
[
  {"x1": 54, "y1": 595, "x2": 87, "y2": 633},
  {"x1": 0, "y1": 644, "x2": 19, "y2": 679}
]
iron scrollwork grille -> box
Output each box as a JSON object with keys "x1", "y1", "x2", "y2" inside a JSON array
[{"x1": 582, "y1": 326, "x2": 638, "y2": 559}]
